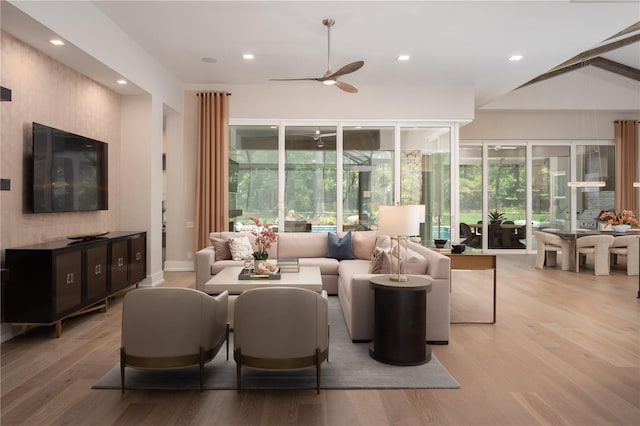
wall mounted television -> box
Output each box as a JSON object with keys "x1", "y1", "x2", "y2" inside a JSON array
[{"x1": 32, "y1": 122, "x2": 108, "y2": 213}]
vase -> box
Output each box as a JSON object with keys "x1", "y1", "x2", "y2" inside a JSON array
[
  {"x1": 253, "y1": 259, "x2": 269, "y2": 273},
  {"x1": 612, "y1": 224, "x2": 631, "y2": 233}
]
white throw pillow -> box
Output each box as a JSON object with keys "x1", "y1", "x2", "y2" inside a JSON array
[{"x1": 228, "y1": 236, "x2": 253, "y2": 260}]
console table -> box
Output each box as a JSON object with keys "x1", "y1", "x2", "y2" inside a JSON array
[
  {"x1": 444, "y1": 252, "x2": 497, "y2": 324},
  {"x1": 368, "y1": 276, "x2": 432, "y2": 366},
  {"x1": 3, "y1": 231, "x2": 146, "y2": 337}
]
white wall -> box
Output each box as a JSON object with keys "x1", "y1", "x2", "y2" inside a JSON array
[
  {"x1": 119, "y1": 95, "x2": 165, "y2": 286},
  {"x1": 461, "y1": 110, "x2": 640, "y2": 141},
  {"x1": 185, "y1": 83, "x2": 475, "y2": 121}
]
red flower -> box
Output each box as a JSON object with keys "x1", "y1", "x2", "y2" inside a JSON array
[
  {"x1": 599, "y1": 210, "x2": 639, "y2": 227},
  {"x1": 249, "y1": 217, "x2": 278, "y2": 259}
]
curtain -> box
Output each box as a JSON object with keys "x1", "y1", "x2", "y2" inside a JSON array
[
  {"x1": 614, "y1": 120, "x2": 639, "y2": 212},
  {"x1": 194, "y1": 92, "x2": 230, "y2": 252}
]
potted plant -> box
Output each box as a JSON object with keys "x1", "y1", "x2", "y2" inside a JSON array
[
  {"x1": 488, "y1": 209, "x2": 505, "y2": 224},
  {"x1": 248, "y1": 216, "x2": 278, "y2": 261}
]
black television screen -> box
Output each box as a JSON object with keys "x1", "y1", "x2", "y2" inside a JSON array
[{"x1": 32, "y1": 122, "x2": 108, "y2": 213}]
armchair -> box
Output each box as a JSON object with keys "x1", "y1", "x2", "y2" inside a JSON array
[
  {"x1": 233, "y1": 286, "x2": 329, "y2": 394},
  {"x1": 120, "y1": 288, "x2": 229, "y2": 393}
]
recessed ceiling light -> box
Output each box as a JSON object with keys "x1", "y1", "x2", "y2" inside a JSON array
[
  {"x1": 242, "y1": 53, "x2": 255, "y2": 60},
  {"x1": 116, "y1": 79, "x2": 127, "y2": 85},
  {"x1": 397, "y1": 55, "x2": 410, "y2": 61},
  {"x1": 49, "y1": 39, "x2": 65, "y2": 46},
  {"x1": 509, "y1": 55, "x2": 523, "y2": 61},
  {"x1": 201, "y1": 57, "x2": 217, "y2": 63}
]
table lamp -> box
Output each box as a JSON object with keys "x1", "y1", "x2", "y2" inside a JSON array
[{"x1": 378, "y1": 204, "x2": 420, "y2": 282}]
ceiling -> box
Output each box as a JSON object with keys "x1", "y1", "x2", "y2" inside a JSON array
[{"x1": 2, "y1": 1, "x2": 639, "y2": 107}]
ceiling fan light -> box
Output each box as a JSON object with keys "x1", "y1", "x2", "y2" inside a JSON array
[{"x1": 322, "y1": 79, "x2": 337, "y2": 86}]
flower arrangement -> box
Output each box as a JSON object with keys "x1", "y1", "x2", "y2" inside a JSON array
[
  {"x1": 249, "y1": 216, "x2": 278, "y2": 260},
  {"x1": 599, "y1": 209, "x2": 639, "y2": 227}
]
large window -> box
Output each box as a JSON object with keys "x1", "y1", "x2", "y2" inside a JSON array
[
  {"x1": 229, "y1": 125, "x2": 278, "y2": 230},
  {"x1": 285, "y1": 126, "x2": 337, "y2": 232},
  {"x1": 230, "y1": 122, "x2": 456, "y2": 239},
  {"x1": 342, "y1": 126, "x2": 394, "y2": 231},
  {"x1": 400, "y1": 127, "x2": 451, "y2": 243}
]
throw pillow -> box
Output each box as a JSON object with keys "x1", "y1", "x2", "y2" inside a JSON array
[
  {"x1": 228, "y1": 236, "x2": 253, "y2": 261},
  {"x1": 388, "y1": 245, "x2": 428, "y2": 274},
  {"x1": 209, "y1": 236, "x2": 232, "y2": 261},
  {"x1": 369, "y1": 247, "x2": 390, "y2": 274},
  {"x1": 370, "y1": 245, "x2": 428, "y2": 275},
  {"x1": 352, "y1": 231, "x2": 379, "y2": 260},
  {"x1": 326, "y1": 231, "x2": 356, "y2": 260}
]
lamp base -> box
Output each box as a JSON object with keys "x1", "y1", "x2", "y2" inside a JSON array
[{"x1": 390, "y1": 275, "x2": 408, "y2": 282}]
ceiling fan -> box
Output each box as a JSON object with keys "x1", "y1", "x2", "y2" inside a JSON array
[{"x1": 270, "y1": 18, "x2": 364, "y2": 93}]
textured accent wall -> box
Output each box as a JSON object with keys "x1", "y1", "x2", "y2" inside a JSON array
[{"x1": 0, "y1": 32, "x2": 121, "y2": 255}]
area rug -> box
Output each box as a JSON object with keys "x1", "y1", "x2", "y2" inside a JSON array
[{"x1": 93, "y1": 297, "x2": 460, "y2": 391}]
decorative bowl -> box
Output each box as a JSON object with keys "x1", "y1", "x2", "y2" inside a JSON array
[
  {"x1": 451, "y1": 244, "x2": 466, "y2": 254},
  {"x1": 434, "y1": 238, "x2": 448, "y2": 249},
  {"x1": 612, "y1": 224, "x2": 631, "y2": 233}
]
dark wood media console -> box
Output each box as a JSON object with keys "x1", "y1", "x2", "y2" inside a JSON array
[{"x1": 3, "y1": 231, "x2": 146, "y2": 337}]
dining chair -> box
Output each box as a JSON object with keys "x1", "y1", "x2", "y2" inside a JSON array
[
  {"x1": 575, "y1": 235, "x2": 614, "y2": 275},
  {"x1": 534, "y1": 231, "x2": 571, "y2": 270},
  {"x1": 609, "y1": 235, "x2": 639, "y2": 276}
]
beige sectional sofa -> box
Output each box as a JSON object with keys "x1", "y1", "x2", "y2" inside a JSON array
[{"x1": 196, "y1": 230, "x2": 451, "y2": 344}]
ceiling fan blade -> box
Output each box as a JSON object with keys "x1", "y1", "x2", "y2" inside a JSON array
[
  {"x1": 335, "y1": 81, "x2": 358, "y2": 93},
  {"x1": 269, "y1": 78, "x2": 321, "y2": 82},
  {"x1": 326, "y1": 61, "x2": 364, "y2": 79}
]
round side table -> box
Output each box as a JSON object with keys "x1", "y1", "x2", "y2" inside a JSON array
[{"x1": 368, "y1": 276, "x2": 432, "y2": 366}]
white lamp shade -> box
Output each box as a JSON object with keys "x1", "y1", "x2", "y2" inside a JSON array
[
  {"x1": 409, "y1": 204, "x2": 426, "y2": 223},
  {"x1": 378, "y1": 205, "x2": 420, "y2": 236}
]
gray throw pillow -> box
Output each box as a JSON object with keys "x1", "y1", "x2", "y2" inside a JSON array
[
  {"x1": 209, "y1": 237, "x2": 232, "y2": 261},
  {"x1": 326, "y1": 231, "x2": 356, "y2": 260}
]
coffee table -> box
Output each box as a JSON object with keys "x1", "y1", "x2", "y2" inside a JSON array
[{"x1": 204, "y1": 266, "x2": 323, "y2": 327}]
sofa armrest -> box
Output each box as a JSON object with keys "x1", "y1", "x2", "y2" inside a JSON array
[
  {"x1": 196, "y1": 247, "x2": 215, "y2": 292},
  {"x1": 407, "y1": 241, "x2": 451, "y2": 280}
]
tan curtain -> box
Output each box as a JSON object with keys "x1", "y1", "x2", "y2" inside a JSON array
[
  {"x1": 194, "y1": 91, "x2": 230, "y2": 252},
  {"x1": 614, "y1": 120, "x2": 639, "y2": 212}
]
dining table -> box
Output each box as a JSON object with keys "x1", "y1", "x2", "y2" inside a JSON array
[{"x1": 541, "y1": 228, "x2": 640, "y2": 298}]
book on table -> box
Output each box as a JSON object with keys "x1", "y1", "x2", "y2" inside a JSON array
[{"x1": 277, "y1": 257, "x2": 300, "y2": 272}]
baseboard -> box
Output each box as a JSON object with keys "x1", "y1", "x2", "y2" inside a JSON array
[{"x1": 163, "y1": 260, "x2": 194, "y2": 271}]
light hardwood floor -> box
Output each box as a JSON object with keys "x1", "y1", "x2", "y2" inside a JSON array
[{"x1": 2, "y1": 254, "x2": 639, "y2": 426}]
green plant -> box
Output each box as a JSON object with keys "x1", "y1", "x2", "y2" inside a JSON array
[{"x1": 488, "y1": 209, "x2": 505, "y2": 221}]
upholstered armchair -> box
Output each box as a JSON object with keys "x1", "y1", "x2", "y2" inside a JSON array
[
  {"x1": 233, "y1": 286, "x2": 329, "y2": 394},
  {"x1": 120, "y1": 288, "x2": 229, "y2": 393},
  {"x1": 610, "y1": 235, "x2": 639, "y2": 276},
  {"x1": 534, "y1": 231, "x2": 571, "y2": 270},
  {"x1": 575, "y1": 235, "x2": 614, "y2": 275}
]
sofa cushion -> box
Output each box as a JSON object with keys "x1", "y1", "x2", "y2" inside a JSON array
[
  {"x1": 209, "y1": 237, "x2": 232, "y2": 261},
  {"x1": 299, "y1": 257, "x2": 340, "y2": 276},
  {"x1": 327, "y1": 232, "x2": 356, "y2": 260},
  {"x1": 352, "y1": 231, "x2": 379, "y2": 260},
  {"x1": 277, "y1": 232, "x2": 328, "y2": 258},
  {"x1": 368, "y1": 246, "x2": 428, "y2": 274},
  {"x1": 228, "y1": 236, "x2": 253, "y2": 260}
]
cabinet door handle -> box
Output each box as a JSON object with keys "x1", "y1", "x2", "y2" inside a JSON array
[
  {"x1": 117, "y1": 257, "x2": 124, "y2": 267},
  {"x1": 95, "y1": 264, "x2": 101, "y2": 275},
  {"x1": 66, "y1": 273, "x2": 74, "y2": 284},
  {"x1": 135, "y1": 252, "x2": 142, "y2": 261}
]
